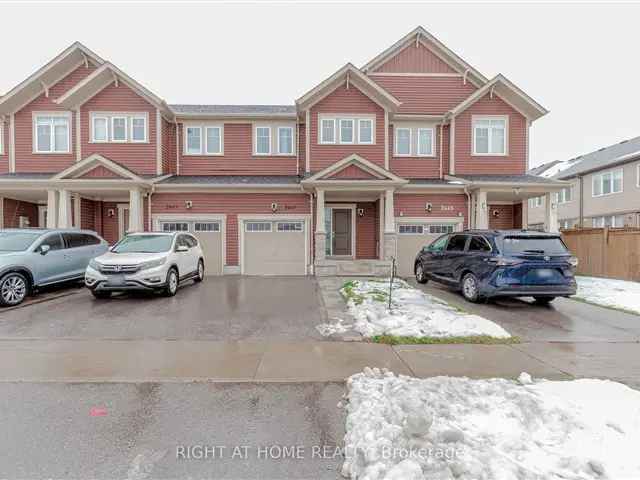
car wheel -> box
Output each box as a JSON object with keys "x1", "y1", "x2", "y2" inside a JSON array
[
  {"x1": 91, "y1": 291, "x2": 112, "y2": 299},
  {"x1": 534, "y1": 296, "x2": 555, "y2": 305},
  {"x1": 163, "y1": 268, "x2": 179, "y2": 297},
  {"x1": 415, "y1": 263, "x2": 428, "y2": 284},
  {"x1": 0, "y1": 272, "x2": 29, "y2": 307},
  {"x1": 461, "y1": 273, "x2": 481, "y2": 303},
  {"x1": 194, "y1": 260, "x2": 204, "y2": 283}
]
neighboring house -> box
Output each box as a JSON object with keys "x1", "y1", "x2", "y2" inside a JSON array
[
  {"x1": 528, "y1": 137, "x2": 640, "y2": 230},
  {"x1": 0, "y1": 27, "x2": 565, "y2": 277}
]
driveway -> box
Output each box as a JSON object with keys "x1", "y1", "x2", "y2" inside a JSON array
[{"x1": 0, "y1": 277, "x2": 325, "y2": 341}]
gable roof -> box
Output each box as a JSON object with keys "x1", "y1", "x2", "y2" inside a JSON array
[
  {"x1": 55, "y1": 62, "x2": 174, "y2": 119},
  {"x1": 52, "y1": 153, "x2": 146, "y2": 182},
  {"x1": 447, "y1": 74, "x2": 548, "y2": 121},
  {"x1": 361, "y1": 27, "x2": 488, "y2": 86},
  {"x1": 302, "y1": 154, "x2": 407, "y2": 184},
  {"x1": 0, "y1": 42, "x2": 104, "y2": 115},
  {"x1": 296, "y1": 63, "x2": 401, "y2": 112}
]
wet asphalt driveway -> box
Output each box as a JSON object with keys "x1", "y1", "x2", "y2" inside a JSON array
[{"x1": 0, "y1": 277, "x2": 325, "y2": 341}]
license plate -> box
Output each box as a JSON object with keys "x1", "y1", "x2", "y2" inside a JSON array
[
  {"x1": 106, "y1": 274, "x2": 126, "y2": 286},
  {"x1": 536, "y1": 269, "x2": 554, "y2": 278}
]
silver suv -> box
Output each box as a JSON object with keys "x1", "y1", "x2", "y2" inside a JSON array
[{"x1": 0, "y1": 229, "x2": 109, "y2": 306}]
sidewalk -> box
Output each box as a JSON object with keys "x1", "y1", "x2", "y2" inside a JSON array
[{"x1": 1, "y1": 339, "x2": 638, "y2": 385}]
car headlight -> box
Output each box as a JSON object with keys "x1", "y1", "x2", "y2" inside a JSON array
[
  {"x1": 89, "y1": 259, "x2": 101, "y2": 270},
  {"x1": 568, "y1": 256, "x2": 579, "y2": 268},
  {"x1": 139, "y1": 257, "x2": 167, "y2": 271}
]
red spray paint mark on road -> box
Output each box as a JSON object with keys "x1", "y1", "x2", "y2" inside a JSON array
[{"x1": 90, "y1": 407, "x2": 108, "y2": 417}]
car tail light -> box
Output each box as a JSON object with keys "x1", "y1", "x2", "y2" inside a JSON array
[{"x1": 488, "y1": 257, "x2": 523, "y2": 267}]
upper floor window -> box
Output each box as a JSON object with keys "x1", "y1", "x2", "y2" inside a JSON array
[
  {"x1": 395, "y1": 128, "x2": 411, "y2": 156},
  {"x1": 320, "y1": 119, "x2": 335, "y2": 144},
  {"x1": 473, "y1": 116, "x2": 506, "y2": 155},
  {"x1": 592, "y1": 169, "x2": 623, "y2": 197},
  {"x1": 34, "y1": 113, "x2": 70, "y2": 153},
  {"x1": 318, "y1": 115, "x2": 375, "y2": 145},
  {"x1": 358, "y1": 119, "x2": 373, "y2": 144},
  {"x1": 184, "y1": 124, "x2": 223, "y2": 155},
  {"x1": 91, "y1": 113, "x2": 148, "y2": 143},
  {"x1": 556, "y1": 187, "x2": 572, "y2": 204},
  {"x1": 339, "y1": 119, "x2": 354, "y2": 144},
  {"x1": 255, "y1": 126, "x2": 271, "y2": 155},
  {"x1": 278, "y1": 127, "x2": 293, "y2": 155},
  {"x1": 417, "y1": 128, "x2": 434, "y2": 156}
]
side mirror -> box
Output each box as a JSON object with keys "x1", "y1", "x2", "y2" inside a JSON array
[
  {"x1": 176, "y1": 245, "x2": 189, "y2": 253},
  {"x1": 39, "y1": 244, "x2": 51, "y2": 255}
]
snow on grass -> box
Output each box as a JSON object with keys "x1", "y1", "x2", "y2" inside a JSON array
[
  {"x1": 342, "y1": 369, "x2": 640, "y2": 480},
  {"x1": 575, "y1": 276, "x2": 640, "y2": 315},
  {"x1": 336, "y1": 278, "x2": 510, "y2": 339}
]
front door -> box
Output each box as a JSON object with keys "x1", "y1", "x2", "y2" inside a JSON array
[{"x1": 332, "y1": 209, "x2": 352, "y2": 256}]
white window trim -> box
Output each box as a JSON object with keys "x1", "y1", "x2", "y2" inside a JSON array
[
  {"x1": 204, "y1": 126, "x2": 223, "y2": 155},
  {"x1": 357, "y1": 119, "x2": 374, "y2": 145},
  {"x1": 185, "y1": 125, "x2": 203, "y2": 155},
  {"x1": 416, "y1": 128, "x2": 435, "y2": 157},
  {"x1": 394, "y1": 127, "x2": 412, "y2": 157},
  {"x1": 254, "y1": 126, "x2": 271, "y2": 155},
  {"x1": 91, "y1": 115, "x2": 109, "y2": 143},
  {"x1": 319, "y1": 118, "x2": 336, "y2": 144},
  {"x1": 110, "y1": 116, "x2": 128, "y2": 143},
  {"x1": 32, "y1": 111, "x2": 72, "y2": 154},
  {"x1": 339, "y1": 119, "x2": 354, "y2": 145},
  {"x1": 592, "y1": 168, "x2": 624, "y2": 197},
  {"x1": 130, "y1": 115, "x2": 148, "y2": 143},
  {"x1": 277, "y1": 126, "x2": 295, "y2": 156},
  {"x1": 556, "y1": 187, "x2": 573, "y2": 204},
  {"x1": 472, "y1": 115, "x2": 508, "y2": 157},
  {"x1": 637, "y1": 164, "x2": 640, "y2": 188},
  {"x1": 0, "y1": 123, "x2": 3, "y2": 154}
]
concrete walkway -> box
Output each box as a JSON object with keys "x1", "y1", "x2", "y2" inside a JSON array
[{"x1": 1, "y1": 339, "x2": 639, "y2": 385}]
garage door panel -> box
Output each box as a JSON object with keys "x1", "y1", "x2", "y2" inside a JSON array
[
  {"x1": 243, "y1": 220, "x2": 306, "y2": 276},
  {"x1": 195, "y1": 232, "x2": 223, "y2": 276},
  {"x1": 397, "y1": 234, "x2": 439, "y2": 277},
  {"x1": 158, "y1": 219, "x2": 223, "y2": 276}
]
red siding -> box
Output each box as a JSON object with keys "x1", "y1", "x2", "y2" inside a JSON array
[
  {"x1": 309, "y1": 84, "x2": 385, "y2": 171},
  {"x1": 327, "y1": 164, "x2": 378, "y2": 179},
  {"x1": 0, "y1": 125, "x2": 8, "y2": 173},
  {"x1": 178, "y1": 123, "x2": 298, "y2": 176},
  {"x1": 3, "y1": 198, "x2": 39, "y2": 228},
  {"x1": 489, "y1": 204, "x2": 515, "y2": 229},
  {"x1": 151, "y1": 193, "x2": 311, "y2": 266},
  {"x1": 80, "y1": 82, "x2": 157, "y2": 175},
  {"x1": 297, "y1": 123, "x2": 306, "y2": 176},
  {"x1": 101, "y1": 202, "x2": 120, "y2": 245},
  {"x1": 371, "y1": 76, "x2": 476, "y2": 115},
  {"x1": 454, "y1": 93, "x2": 527, "y2": 175},
  {"x1": 80, "y1": 198, "x2": 96, "y2": 231},
  {"x1": 389, "y1": 125, "x2": 443, "y2": 179},
  {"x1": 162, "y1": 118, "x2": 177, "y2": 174},
  {"x1": 375, "y1": 44, "x2": 457, "y2": 74},
  {"x1": 355, "y1": 201, "x2": 378, "y2": 259},
  {"x1": 14, "y1": 64, "x2": 96, "y2": 172},
  {"x1": 395, "y1": 193, "x2": 468, "y2": 228},
  {"x1": 78, "y1": 165, "x2": 124, "y2": 178}
]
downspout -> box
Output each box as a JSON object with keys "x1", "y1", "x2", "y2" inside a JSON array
[
  {"x1": 308, "y1": 191, "x2": 315, "y2": 272},
  {"x1": 464, "y1": 186, "x2": 472, "y2": 229},
  {"x1": 147, "y1": 184, "x2": 154, "y2": 231},
  {"x1": 438, "y1": 123, "x2": 444, "y2": 179},
  {"x1": 175, "y1": 122, "x2": 180, "y2": 176},
  {"x1": 578, "y1": 175, "x2": 584, "y2": 228},
  {"x1": 296, "y1": 120, "x2": 300, "y2": 176}
]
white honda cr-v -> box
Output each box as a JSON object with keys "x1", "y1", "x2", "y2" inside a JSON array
[{"x1": 85, "y1": 232, "x2": 204, "y2": 299}]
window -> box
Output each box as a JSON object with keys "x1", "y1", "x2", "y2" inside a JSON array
[
  {"x1": 429, "y1": 224, "x2": 455, "y2": 234},
  {"x1": 468, "y1": 236, "x2": 492, "y2": 252},
  {"x1": 256, "y1": 127, "x2": 271, "y2": 155},
  {"x1": 278, "y1": 127, "x2": 293, "y2": 155},
  {"x1": 111, "y1": 117, "x2": 127, "y2": 142},
  {"x1": 131, "y1": 117, "x2": 147, "y2": 142},
  {"x1": 339, "y1": 119, "x2": 354, "y2": 144},
  {"x1": 162, "y1": 222, "x2": 189, "y2": 232},
  {"x1": 277, "y1": 222, "x2": 303, "y2": 232},
  {"x1": 0, "y1": 124, "x2": 3, "y2": 153},
  {"x1": 446, "y1": 234, "x2": 468, "y2": 251},
  {"x1": 556, "y1": 187, "x2": 572, "y2": 204},
  {"x1": 417, "y1": 128, "x2": 434, "y2": 156},
  {"x1": 358, "y1": 119, "x2": 373, "y2": 144},
  {"x1": 194, "y1": 222, "x2": 220, "y2": 232},
  {"x1": 205, "y1": 127, "x2": 221, "y2": 154},
  {"x1": 63, "y1": 233, "x2": 99, "y2": 248},
  {"x1": 592, "y1": 215, "x2": 625, "y2": 228},
  {"x1": 560, "y1": 220, "x2": 573, "y2": 230},
  {"x1": 528, "y1": 196, "x2": 543, "y2": 209},
  {"x1": 35, "y1": 114, "x2": 70, "y2": 153},
  {"x1": 186, "y1": 127, "x2": 202, "y2": 155},
  {"x1": 593, "y1": 169, "x2": 623, "y2": 196},
  {"x1": 320, "y1": 119, "x2": 335, "y2": 144},
  {"x1": 395, "y1": 128, "x2": 411, "y2": 156},
  {"x1": 473, "y1": 117, "x2": 506, "y2": 155},
  {"x1": 245, "y1": 222, "x2": 272, "y2": 232},
  {"x1": 92, "y1": 117, "x2": 108, "y2": 142},
  {"x1": 37, "y1": 233, "x2": 64, "y2": 251},
  {"x1": 398, "y1": 224, "x2": 424, "y2": 235}
]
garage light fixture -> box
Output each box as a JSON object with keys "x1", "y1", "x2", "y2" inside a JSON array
[
  {"x1": 185, "y1": 200, "x2": 193, "y2": 209},
  {"x1": 271, "y1": 202, "x2": 278, "y2": 213},
  {"x1": 425, "y1": 203, "x2": 433, "y2": 213}
]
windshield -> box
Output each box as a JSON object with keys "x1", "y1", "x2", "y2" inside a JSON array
[
  {"x1": 111, "y1": 235, "x2": 173, "y2": 253},
  {"x1": 0, "y1": 231, "x2": 42, "y2": 252},
  {"x1": 502, "y1": 236, "x2": 569, "y2": 255}
]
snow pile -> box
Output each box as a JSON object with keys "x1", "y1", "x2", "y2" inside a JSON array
[
  {"x1": 340, "y1": 279, "x2": 510, "y2": 339},
  {"x1": 575, "y1": 276, "x2": 640, "y2": 315},
  {"x1": 316, "y1": 317, "x2": 353, "y2": 336},
  {"x1": 342, "y1": 369, "x2": 640, "y2": 479},
  {"x1": 540, "y1": 159, "x2": 580, "y2": 178}
]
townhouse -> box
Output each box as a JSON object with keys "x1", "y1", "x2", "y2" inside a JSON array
[
  {"x1": 0, "y1": 27, "x2": 565, "y2": 277},
  {"x1": 528, "y1": 137, "x2": 640, "y2": 229}
]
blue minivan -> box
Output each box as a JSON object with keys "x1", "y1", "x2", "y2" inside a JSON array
[{"x1": 414, "y1": 230, "x2": 578, "y2": 304}]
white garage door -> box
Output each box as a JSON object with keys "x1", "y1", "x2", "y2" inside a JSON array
[
  {"x1": 159, "y1": 220, "x2": 223, "y2": 276},
  {"x1": 396, "y1": 222, "x2": 457, "y2": 277},
  {"x1": 242, "y1": 219, "x2": 307, "y2": 275}
]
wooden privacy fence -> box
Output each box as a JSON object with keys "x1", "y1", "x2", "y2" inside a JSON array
[{"x1": 561, "y1": 228, "x2": 640, "y2": 281}]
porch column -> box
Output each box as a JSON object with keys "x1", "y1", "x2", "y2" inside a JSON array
[
  {"x1": 545, "y1": 192, "x2": 558, "y2": 233},
  {"x1": 378, "y1": 192, "x2": 385, "y2": 260},
  {"x1": 314, "y1": 189, "x2": 326, "y2": 261},
  {"x1": 128, "y1": 188, "x2": 144, "y2": 232},
  {"x1": 521, "y1": 199, "x2": 528, "y2": 229},
  {"x1": 46, "y1": 190, "x2": 58, "y2": 228},
  {"x1": 383, "y1": 188, "x2": 397, "y2": 261},
  {"x1": 73, "y1": 194, "x2": 81, "y2": 229},
  {"x1": 57, "y1": 189, "x2": 72, "y2": 228},
  {"x1": 475, "y1": 190, "x2": 488, "y2": 229}
]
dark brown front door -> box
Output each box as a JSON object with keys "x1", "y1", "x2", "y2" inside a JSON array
[{"x1": 332, "y1": 209, "x2": 352, "y2": 256}]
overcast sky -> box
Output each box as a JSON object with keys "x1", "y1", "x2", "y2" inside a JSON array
[{"x1": 1, "y1": 2, "x2": 638, "y2": 168}]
